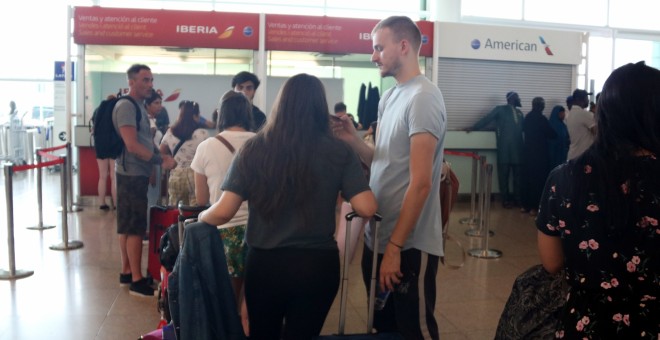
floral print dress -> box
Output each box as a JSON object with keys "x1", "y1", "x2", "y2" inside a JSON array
[{"x1": 536, "y1": 155, "x2": 660, "y2": 339}]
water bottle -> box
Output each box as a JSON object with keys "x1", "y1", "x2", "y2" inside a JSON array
[{"x1": 374, "y1": 289, "x2": 391, "y2": 311}]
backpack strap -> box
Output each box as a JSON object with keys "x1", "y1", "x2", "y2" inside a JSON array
[
  {"x1": 215, "y1": 134, "x2": 235, "y2": 154},
  {"x1": 172, "y1": 138, "x2": 186, "y2": 157}
]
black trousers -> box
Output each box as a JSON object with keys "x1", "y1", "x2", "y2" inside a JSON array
[
  {"x1": 245, "y1": 247, "x2": 340, "y2": 339},
  {"x1": 361, "y1": 244, "x2": 440, "y2": 340}
]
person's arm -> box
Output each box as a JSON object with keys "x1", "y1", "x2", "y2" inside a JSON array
[
  {"x1": 348, "y1": 190, "x2": 377, "y2": 218},
  {"x1": 379, "y1": 132, "x2": 437, "y2": 291},
  {"x1": 198, "y1": 190, "x2": 243, "y2": 226},
  {"x1": 466, "y1": 107, "x2": 498, "y2": 132},
  {"x1": 537, "y1": 231, "x2": 563, "y2": 274},
  {"x1": 333, "y1": 115, "x2": 375, "y2": 165},
  {"x1": 159, "y1": 139, "x2": 171, "y2": 156},
  {"x1": 194, "y1": 172, "x2": 210, "y2": 206},
  {"x1": 119, "y1": 125, "x2": 176, "y2": 170}
]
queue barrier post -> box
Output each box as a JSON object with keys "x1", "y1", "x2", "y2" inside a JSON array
[
  {"x1": 468, "y1": 164, "x2": 502, "y2": 259},
  {"x1": 27, "y1": 147, "x2": 56, "y2": 231},
  {"x1": 465, "y1": 156, "x2": 493, "y2": 237},
  {"x1": 0, "y1": 162, "x2": 34, "y2": 280},
  {"x1": 65, "y1": 143, "x2": 83, "y2": 212},
  {"x1": 50, "y1": 154, "x2": 84, "y2": 251},
  {"x1": 458, "y1": 155, "x2": 479, "y2": 226}
]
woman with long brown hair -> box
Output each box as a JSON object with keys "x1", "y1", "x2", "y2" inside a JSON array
[
  {"x1": 159, "y1": 99, "x2": 208, "y2": 205},
  {"x1": 199, "y1": 73, "x2": 377, "y2": 339}
]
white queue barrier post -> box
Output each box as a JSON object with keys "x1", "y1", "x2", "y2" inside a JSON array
[
  {"x1": 27, "y1": 147, "x2": 56, "y2": 231},
  {"x1": 50, "y1": 154, "x2": 84, "y2": 251},
  {"x1": 468, "y1": 164, "x2": 502, "y2": 259},
  {"x1": 465, "y1": 156, "x2": 492, "y2": 237},
  {"x1": 458, "y1": 155, "x2": 479, "y2": 226},
  {"x1": 0, "y1": 163, "x2": 35, "y2": 280},
  {"x1": 65, "y1": 143, "x2": 83, "y2": 212}
]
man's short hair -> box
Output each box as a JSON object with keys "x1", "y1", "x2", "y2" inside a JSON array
[
  {"x1": 372, "y1": 16, "x2": 422, "y2": 52},
  {"x1": 231, "y1": 71, "x2": 261, "y2": 90},
  {"x1": 334, "y1": 102, "x2": 347, "y2": 113},
  {"x1": 126, "y1": 64, "x2": 150, "y2": 79}
]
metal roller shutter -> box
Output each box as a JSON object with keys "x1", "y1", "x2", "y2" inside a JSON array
[{"x1": 437, "y1": 58, "x2": 574, "y2": 130}]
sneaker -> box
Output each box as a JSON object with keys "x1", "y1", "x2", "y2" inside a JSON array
[
  {"x1": 129, "y1": 278, "x2": 156, "y2": 297},
  {"x1": 100, "y1": 204, "x2": 110, "y2": 211},
  {"x1": 119, "y1": 273, "x2": 132, "y2": 287}
]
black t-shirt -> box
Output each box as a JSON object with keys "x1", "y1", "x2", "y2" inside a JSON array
[{"x1": 222, "y1": 136, "x2": 370, "y2": 250}]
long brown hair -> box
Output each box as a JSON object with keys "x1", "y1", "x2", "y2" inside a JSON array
[
  {"x1": 237, "y1": 74, "x2": 331, "y2": 220},
  {"x1": 170, "y1": 100, "x2": 200, "y2": 141}
]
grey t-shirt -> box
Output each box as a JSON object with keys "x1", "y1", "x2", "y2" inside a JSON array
[
  {"x1": 113, "y1": 97, "x2": 153, "y2": 177},
  {"x1": 367, "y1": 75, "x2": 447, "y2": 257},
  {"x1": 222, "y1": 136, "x2": 370, "y2": 250}
]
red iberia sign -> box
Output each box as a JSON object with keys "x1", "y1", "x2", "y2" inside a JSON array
[
  {"x1": 265, "y1": 14, "x2": 433, "y2": 57},
  {"x1": 73, "y1": 7, "x2": 259, "y2": 49}
]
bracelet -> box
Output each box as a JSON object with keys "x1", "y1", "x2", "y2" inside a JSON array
[{"x1": 389, "y1": 240, "x2": 403, "y2": 249}]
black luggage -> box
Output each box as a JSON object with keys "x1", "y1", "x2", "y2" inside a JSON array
[{"x1": 317, "y1": 212, "x2": 402, "y2": 339}]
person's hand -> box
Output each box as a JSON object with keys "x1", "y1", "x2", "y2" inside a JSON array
[
  {"x1": 331, "y1": 114, "x2": 359, "y2": 143},
  {"x1": 161, "y1": 155, "x2": 177, "y2": 170},
  {"x1": 379, "y1": 243, "x2": 403, "y2": 292}
]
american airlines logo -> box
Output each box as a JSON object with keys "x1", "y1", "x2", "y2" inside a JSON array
[{"x1": 470, "y1": 36, "x2": 554, "y2": 56}]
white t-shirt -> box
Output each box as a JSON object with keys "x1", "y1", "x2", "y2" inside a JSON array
[
  {"x1": 190, "y1": 130, "x2": 255, "y2": 228},
  {"x1": 367, "y1": 75, "x2": 447, "y2": 257},
  {"x1": 566, "y1": 106, "x2": 595, "y2": 160},
  {"x1": 160, "y1": 128, "x2": 209, "y2": 168}
]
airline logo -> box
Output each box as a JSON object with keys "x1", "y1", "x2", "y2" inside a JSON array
[
  {"x1": 175, "y1": 25, "x2": 241, "y2": 40},
  {"x1": 539, "y1": 36, "x2": 554, "y2": 55},
  {"x1": 469, "y1": 36, "x2": 553, "y2": 56}
]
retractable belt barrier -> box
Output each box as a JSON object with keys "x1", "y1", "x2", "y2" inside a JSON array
[
  {"x1": 0, "y1": 144, "x2": 83, "y2": 281},
  {"x1": 444, "y1": 151, "x2": 503, "y2": 259}
]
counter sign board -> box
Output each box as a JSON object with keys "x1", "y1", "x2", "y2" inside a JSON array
[{"x1": 73, "y1": 6, "x2": 260, "y2": 49}]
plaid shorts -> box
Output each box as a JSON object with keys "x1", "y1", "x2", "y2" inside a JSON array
[
  {"x1": 116, "y1": 173, "x2": 149, "y2": 236},
  {"x1": 167, "y1": 167, "x2": 196, "y2": 206},
  {"x1": 218, "y1": 225, "x2": 248, "y2": 278}
]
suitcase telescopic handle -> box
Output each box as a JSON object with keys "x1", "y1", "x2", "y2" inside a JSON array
[{"x1": 345, "y1": 211, "x2": 382, "y2": 222}]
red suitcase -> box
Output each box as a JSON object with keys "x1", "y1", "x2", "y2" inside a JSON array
[{"x1": 148, "y1": 205, "x2": 180, "y2": 281}]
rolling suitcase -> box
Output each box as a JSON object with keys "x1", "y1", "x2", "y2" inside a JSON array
[
  {"x1": 156, "y1": 203, "x2": 207, "y2": 323},
  {"x1": 147, "y1": 205, "x2": 179, "y2": 281},
  {"x1": 317, "y1": 212, "x2": 402, "y2": 339}
]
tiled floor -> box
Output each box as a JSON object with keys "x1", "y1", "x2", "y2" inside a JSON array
[{"x1": 0, "y1": 168, "x2": 541, "y2": 339}]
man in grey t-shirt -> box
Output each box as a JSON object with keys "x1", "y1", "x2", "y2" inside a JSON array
[
  {"x1": 335, "y1": 16, "x2": 446, "y2": 339},
  {"x1": 113, "y1": 64, "x2": 176, "y2": 297}
]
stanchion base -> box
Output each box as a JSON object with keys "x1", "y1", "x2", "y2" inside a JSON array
[
  {"x1": 49, "y1": 240, "x2": 84, "y2": 251},
  {"x1": 468, "y1": 248, "x2": 502, "y2": 259},
  {"x1": 458, "y1": 217, "x2": 478, "y2": 225},
  {"x1": 27, "y1": 225, "x2": 56, "y2": 230},
  {"x1": 0, "y1": 269, "x2": 34, "y2": 280},
  {"x1": 465, "y1": 229, "x2": 495, "y2": 237}
]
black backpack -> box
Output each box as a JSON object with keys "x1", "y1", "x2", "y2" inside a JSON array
[{"x1": 92, "y1": 96, "x2": 142, "y2": 159}]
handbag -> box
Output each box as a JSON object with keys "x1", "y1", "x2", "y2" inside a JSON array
[
  {"x1": 495, "y1": 264, "x2": 568, "y2": 340},
  {"x1": 439, "y1": 161, "x2": 465, "y2": 268}
]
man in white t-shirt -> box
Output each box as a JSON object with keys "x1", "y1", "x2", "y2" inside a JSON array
[
  {"x1": 566, "y1": 89, "x2": 595, "y2": 160},
  {"x1": 335, "y1": 16, "x2": 446, "y2": 339}
]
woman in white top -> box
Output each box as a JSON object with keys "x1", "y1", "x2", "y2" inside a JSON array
[
  {"x1": 191, "y1": 90, "x2": 255, "y2": 303},
  {"x1": 159, "y1": 100, "x2": 209, "y2": 206}
]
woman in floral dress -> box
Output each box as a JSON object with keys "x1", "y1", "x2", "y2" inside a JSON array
[{"x1": 537, "y1": 61, "x2": 660, "y2": 339}]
